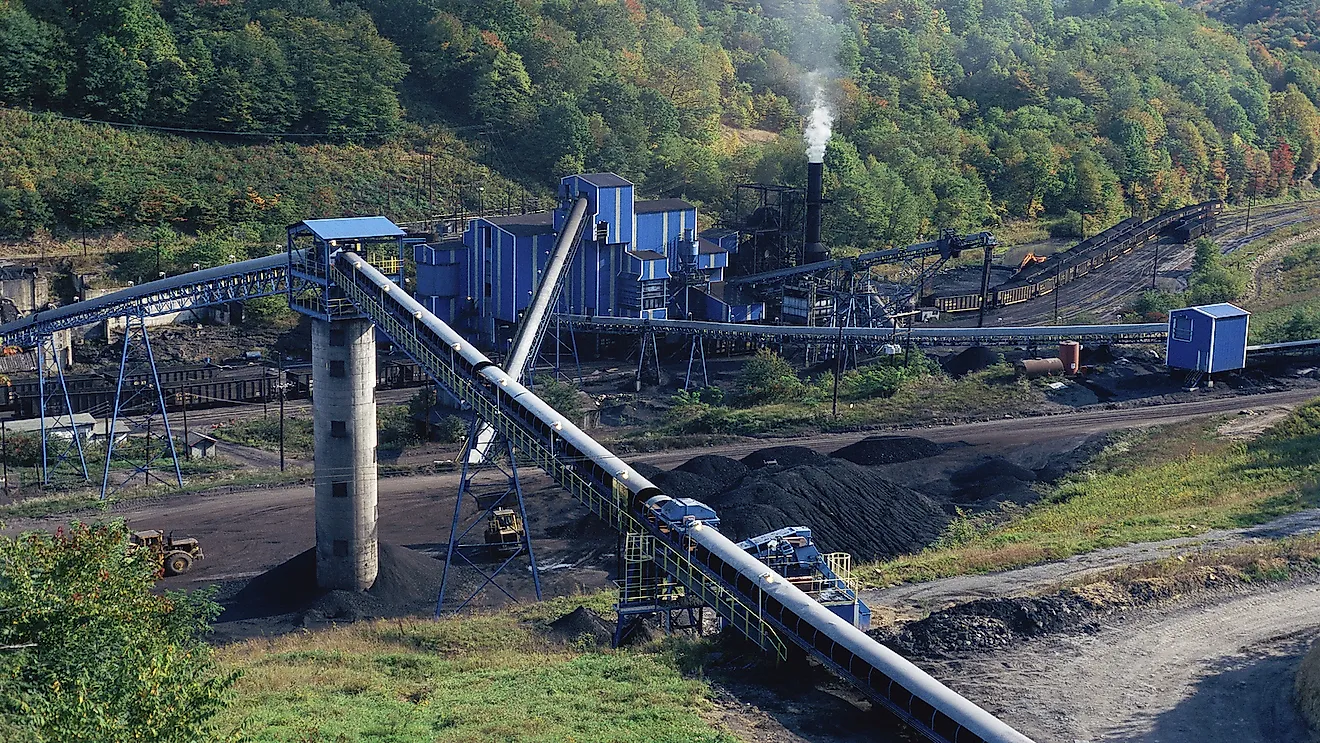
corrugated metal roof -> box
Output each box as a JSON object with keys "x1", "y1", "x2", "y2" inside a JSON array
[
  {"x1": 298, "y1": 217, "x2": 405, "y2": 241},
  {"x1": 484, "y1": 212, "x2": 555, "y2": 237},
  {"x1": 6, "y1": 413, "x2": 96, "y2": 433},
  {"x1": 636, "y1": 198, "x2": 695, "y2": 214},
  {"x1": 577, "y1": 173, "x2": 632, "y2": 188},
  {"x1": 1188, "y1": 303, "x2": 1249, "y2": 319},
  {"x1": 698, "y1": 238, "x2": 724, "y2": 254}
]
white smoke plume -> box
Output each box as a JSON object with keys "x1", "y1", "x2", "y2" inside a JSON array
[{"x1": 803, "y1": 72, "x2": 834, "y2": 163}]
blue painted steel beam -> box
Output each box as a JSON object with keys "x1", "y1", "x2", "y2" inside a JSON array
[{"x1": 0, "y1": 253, "x2": 293, "y2": 349}]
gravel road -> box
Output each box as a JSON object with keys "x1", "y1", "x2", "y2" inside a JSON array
[
  {"x1": 926, "y1": 582, "x2": 1320, "y2": 742},
  {"x1": 864, "y1": 506, "x2": 1320, "y2": 615}
]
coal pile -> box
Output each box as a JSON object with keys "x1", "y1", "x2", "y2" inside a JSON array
[
  {"x1": 639, "y1": 446, "x2": 947, "y2": 562},
  {"x1": 830, "y1": 436, "x2": 944, "y2": 466},
  {"x1": 741, "y1": 446, "x2": 828, "y2": 469},
  {"x1": 220, "y1": 542, "x2": 445, "y2": 623},
  {"x1": 676, "y1": 455, "x2": 748, "y2": 488},
  {"x1": 874, "y1": 595, "x2": 1100, "y2": 657},
  {"x1": 945, "y1": 346, "x2": 1001, "y2": 377},
  {"x1": 545, "y1": 606, "x2": 614, "y2": 647},
  {"x1": 949, "y1": 457, "x2": 1039, "y2": 507}
]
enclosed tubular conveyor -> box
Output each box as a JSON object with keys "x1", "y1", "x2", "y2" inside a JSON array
[{"x1": 329, "y1": 250, "x2": 1036, "y2": 743}]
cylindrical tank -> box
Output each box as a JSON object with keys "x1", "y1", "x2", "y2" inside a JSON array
[
  {"x1": 1015, "y1": 357, "x2": 1065, "y2": 378},
  {"x1": 1059, "y1": 341, "x2": 1081, "y2": 374}
]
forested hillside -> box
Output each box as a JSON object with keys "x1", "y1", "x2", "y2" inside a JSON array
[{"x1": 4, "y1": 0, "x2": 1320, "y2": 254}]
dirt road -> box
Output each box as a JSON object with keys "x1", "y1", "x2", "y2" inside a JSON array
[
  {"x1": 864, "y1": 506, "x2": 1320, "y2": 614},
  {"x1": 8, "y1": 387, "x2": 1317, "y2": 592},
  {"x1": 927, "y1": 581, "x2": 1320, "y2": 742}
]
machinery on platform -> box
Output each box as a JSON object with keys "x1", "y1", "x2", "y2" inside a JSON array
[{"x1": 130, "y1": 529, "x2": 205, "y2": 576}]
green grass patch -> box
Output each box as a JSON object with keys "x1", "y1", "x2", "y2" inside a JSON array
[
  {"x1": 854, "y1": 400, "x2": 1320, "y2": 588},
  {"x1": 212, "y1": 416, "x2": 315, "y2": 455},
  {"x1": 216, "y1": 595, "x2": 733, "y2": 743},
  {"x1": 626, "y1": 363, "x2": 1041, "y2": 445}
]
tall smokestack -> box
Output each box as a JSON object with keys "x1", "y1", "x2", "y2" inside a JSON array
[{"x1": 804, "y1": 161, "x2": 827, "y2": 263}]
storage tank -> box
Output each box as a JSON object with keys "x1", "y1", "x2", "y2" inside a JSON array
[
  {"x1": 1015, "y1": 357, "x2": 1065, "y2": 378},
  {"x1": 1058, "y1": 341, "x2": 1081, "y2": 374}
]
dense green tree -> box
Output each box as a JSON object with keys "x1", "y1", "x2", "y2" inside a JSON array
[{"x1": 0, "y1": 522, "x2": 235, "y2": 742}]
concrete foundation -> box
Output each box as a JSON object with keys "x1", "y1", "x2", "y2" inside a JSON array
[{"x1": 311, "y1": 317, "x2": 378, "y2": 590}]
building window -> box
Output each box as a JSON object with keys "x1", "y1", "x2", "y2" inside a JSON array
[
  {"x1": 329, "y1": 328, "x2": 346, "y2": 346},
  {"x1": 596, "y1": 221, "x2": 609, "y2": 242},
  {"x1": 329, "y1": 360, "x2": 346, "y2": 378},
  {"x1": 485, "y1": 282, "x2": 493, "y2": 298},
  {"x1": 331, "y1": 420, "x2": 347, "y2": 438},
  {"x1": 333, "y1": 539, "x2": 348, "y2": 557},
  {"x1": 332, "y1": 482, "x2": 349, "y2": 498},
  {"x1": 1173, "y1": 315, "x2": 1193, "y2": 342}
]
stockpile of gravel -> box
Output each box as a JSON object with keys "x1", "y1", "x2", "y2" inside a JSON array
[
  {"x1": 945, "y1": 346, "x2": 1001, "y2": 377},
  {"x1": 873, "y1": 595, "x2": 1101, "y2": 657},
  {"x1": 830, "y1": 436, "x2": 944, "y2": 466},
  {"x1": 221, "y1": 543, "x2": 444, "y2": 623}
]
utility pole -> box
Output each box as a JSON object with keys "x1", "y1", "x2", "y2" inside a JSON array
[
  {"x1": 278, "y1": 354, "x2": 286, "y2": 472},
  {"x1": 1245, "y1": 196, "x2": 1252, "y2": 235},
  {"x1": 1053, "y1": 262, "x2": 1061, "y2": 325},
  {"x1": 1151, "y1": 239, "x2": 1160, "y2": 290},
  {"x1": 2, "y1": 420, "x2": 9, "y2": 495},
  {"x1": 181, "y1": 391, "x2": 191, "y2": 460}
]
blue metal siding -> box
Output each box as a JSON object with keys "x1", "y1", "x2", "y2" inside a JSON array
[{"x1": 1209, "y1": 314, "x2": 1249, "y2": 372}]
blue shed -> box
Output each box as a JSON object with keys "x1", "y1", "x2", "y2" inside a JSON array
[{"x1": 1166, "y1": 303, "x2": 1250, "y2": 373}]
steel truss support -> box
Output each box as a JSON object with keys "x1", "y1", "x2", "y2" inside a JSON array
[
  {"x1": 613, "y1": 530, "x2": 708, "y2": 646},
  {"x1": 100, "y1": 314, "x2": 182, "y2": 499},
  {"x1": 37, "y1": 335, "x2": 89, "y2": 485},
  {"x1": 437, "y1": 414, "x2": 541, "y2": 615},
  {"x1": 636, "y1": 328, "x2": 661, "y2": 388},
  {"x1": 683, "y1": 334, "x2": 708, "y2": 391},
  {"x1": 532, "y1": 315, "x2": 582, "y2": 385}
]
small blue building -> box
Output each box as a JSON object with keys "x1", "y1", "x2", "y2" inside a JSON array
[
  {"x1": 413, "y1": 172, "x2": 762, "y2": 346},
  {"x1": 1166, "y1": 303, "x2": 1250, "y2": 374}
]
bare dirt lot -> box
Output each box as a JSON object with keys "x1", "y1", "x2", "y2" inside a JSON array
[{"x1": 920, "y1": 581, "x2": 1320, "y2": 743}]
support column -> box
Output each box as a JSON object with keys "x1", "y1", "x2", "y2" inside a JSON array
[{"x1": 312, "y1": 317, "x2": 378, "y2": 591}]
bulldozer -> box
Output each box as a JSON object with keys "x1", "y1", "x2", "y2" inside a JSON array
[
  {"x1": 484, "y1": 508, "x2": 525, "y2": 554},
  {"x1": 130, "y1": 530, "x2": 205, "y2": 576}
]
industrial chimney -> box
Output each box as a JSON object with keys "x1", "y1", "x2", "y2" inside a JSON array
[{"x1": 804, "y1": 161, "x2": 828, "y2": 263}]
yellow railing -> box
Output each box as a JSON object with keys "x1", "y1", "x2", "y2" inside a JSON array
[{"x1": 330, "y1": 260, "x2": 787, "y2": 660}]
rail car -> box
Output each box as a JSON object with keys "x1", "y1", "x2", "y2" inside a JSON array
[
  {"x1": 7, "y1": 354, "x2": 429, "y2": 418},
  {"x1": 931, "y1": 201, "x2": 1224, "y2": 313}
]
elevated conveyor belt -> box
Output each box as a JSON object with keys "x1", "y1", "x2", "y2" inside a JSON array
[
  {"x1": 0, "y1": 252, "x2": 293, "y2": 348},
  {"x1": 329, "y1": 250, "x2": 1035, "y2": 743},
  {"x1": 557, "y1": 314, "x2": 1170, "y2": 346}
]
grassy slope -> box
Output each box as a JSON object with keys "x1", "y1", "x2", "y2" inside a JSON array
[
  {"x1": 855, "y1": 400, "x2": 1320, "y2": 588},
  {"x1": 215, "y1": 594, "x2": 732, "y2": 743}
]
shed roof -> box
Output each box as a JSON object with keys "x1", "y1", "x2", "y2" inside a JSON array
[
  {"x1": 1184, "y1": 303, "x2": 1250, "y2": 319},
  {"x1": 6, "y1": 413, "x2": 96, "y2": 434},
  {"x1": 189, "y1": 433, "x2": 218, "y2": 447},
  {"x1": 484, "y1": 212, "x2": 555, "y2": 238},
  {"x1": 698, "y1": 238, "x2": 725, "y2": 254},
  {"x1": 576, "y1": 173, "x2": 632, "y2": 188},
  {"x1": 635, "y1": 198, "x2": 696, "y2": 214},
  {"x1": 298, "y1": 217, "x2": 405, "y2": 242}
]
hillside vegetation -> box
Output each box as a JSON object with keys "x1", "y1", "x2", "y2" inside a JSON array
[{"x1": 5, "y1": 0, "x2": 1320, "y2": 255}]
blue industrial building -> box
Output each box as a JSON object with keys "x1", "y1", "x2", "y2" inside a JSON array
[
  {"x1": 413, "y1": 173, "x2": 761, "y2": 346},
  {"x1": 1166, "y1": 303, "x2": 1250, "y2": 374}
]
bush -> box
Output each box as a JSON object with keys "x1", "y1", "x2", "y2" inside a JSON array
[
  {"x1": 1048, "y1": 210, "x2": 1084, "y2": 239},
  {"x1": 1131, "y1": 290, "x2": 1182, "y2": 320},
  {"x1": 0, "y1": 522, "x2": 236, "y2": 741},
  {"x1": 838, "y1": 354, "x2": 939, "y2": 400},
  {"x1": 734, "y1": 349, "x2": 803, "y2": 406},
  {"x1": 535, "y1": 377, "x2": 585, "y2": 424}
]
